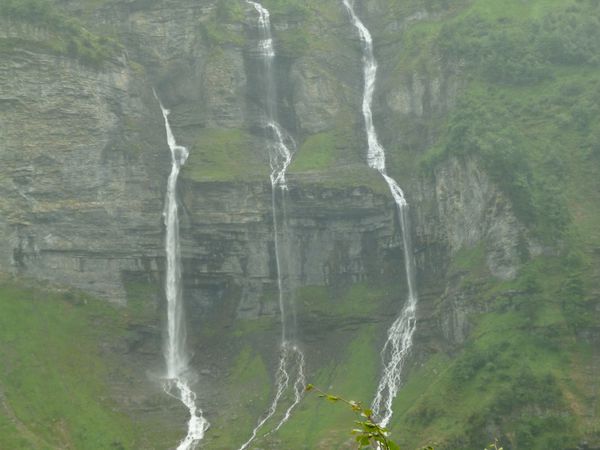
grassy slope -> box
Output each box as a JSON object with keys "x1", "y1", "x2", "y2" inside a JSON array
[
  {"x1": 0, "y1": 278, "x2": 134, "y2": 449},
  {"x1": 390, "y1": 252, "x2": 595, "y2": 449},
  {"x1": 0, "y1": 278, "x2": 182, "y2": 450},
  {"x1": 182, "y1": 128, "x2": 268, "y2": 183}
]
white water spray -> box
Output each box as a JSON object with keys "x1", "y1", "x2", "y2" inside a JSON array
[
  {"x1": 342, "y1": 0, "x2": 418, "y2": 428},
  {"x1": 238, "y1": 3, "x2": 305, "y2": 449},
  {"x1": 155, "y1": 91, "x2": 209, "y2": 449}
]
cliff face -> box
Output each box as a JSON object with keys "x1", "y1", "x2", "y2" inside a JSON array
[
  {"x1": 0, "y1": 22, "x2": 162, "y2": 303},
  {"x1": 3, "y1": 0, "x2": 597, "y2": 449},
  {"x1": 0, "y1": 0, "x2": 522, "y2": 310}
]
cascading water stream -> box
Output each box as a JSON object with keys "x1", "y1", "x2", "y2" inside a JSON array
[
  {"x1": 238, "y1": 3, "x2": 305, "y2": 449},
  {"x1": 155, "y1": 91, "x2": 209, "y2": 450},
  {"x1": 342, "y1": 0, "x2": 418, "y2": 428}
]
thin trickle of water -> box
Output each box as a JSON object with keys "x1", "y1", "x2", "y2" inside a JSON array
[
  {"x1": 238, "y1": 343, "x2": 303, "y2": 450},
  {"x1": 271, "y1": 346, "x2": 305, "y2": 433},
  {"x1": 155, "y1": 91, "x2": 209, "y2": 449},
  {"x1": 342, "y1": 0, "x2": 418, "y2": 428},
  {"x1": 238, "y1": 2, "x2": 305, "y2": 448}
]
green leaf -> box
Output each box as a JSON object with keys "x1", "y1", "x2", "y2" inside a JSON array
[
  {"x1": 389, "y1": 441, "x2": 401, "y2": 450},
  {"x1": 363, "y1": 421, "x2": 378, "y2": 430}
]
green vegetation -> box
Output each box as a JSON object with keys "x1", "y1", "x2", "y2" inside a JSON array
[
  {"x1": 183, "y1": 128, "x2": 268, "y2": 182},
  {"x1": 259, "y1": 0, "x2": 337, "y2": 57},
  {"x1": 0, "y1": 0, "x2": 121, "y2": 66},
  {"x1": 371, "y1": 218, "x2": 600, "y2": 449},
  {"x1": 197, "y1": 280, "x2": 398, "y2": 449},
  {"x1": 0, "y1": 277, "x2": 186, "y2": 450},
  {"x1": 298, "y1": 283, "x2": 384, "y2": 317},
  {"x1": 200, "y1": 16, "x2": 245, "y2": 48},
  {"x1": 276, "y1": 325, "x2": 381, "y2": 449},
  {"x1": 210, "y1": 346, "x2": 272, "y2": 449},
  {"x1": 289, "y1": 163, "x2": 388, "y2": 194},
  {"x1": 215, "y1": 0, "x2": 246, "y2": 23},
  {"x1": 422, "y1": 85, "x2": 574, "y2": 240},
  {"x1": 290, "y1": 132, "x2": 340, "y2": 172},
  {"x1": 385, "y1": 250, "x2": 593, "y2": 449},
  {"x1": 439, "y1": 2, "x2": 600, "y2": 84},
  {"x1": 0, "y1": 278, "x2": 134, "y2": 449},
  {"x1": 306, "y1": 384, "x2": 404, "y2": 450},
  {"x1": 261, "y1": 0, "x2": 310, "y2": 21},
  {"x1": 410, "y1": 0, "x2": 600, "y2": 242}
]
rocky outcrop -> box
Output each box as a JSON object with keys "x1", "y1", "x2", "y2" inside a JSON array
[
  {"x1": 415, "y1": 156, "x2": 524, "y2": 281},
  {"x1": 290, "y1": 57, "x2": 344, "y2": 134},
  {"x1": 176, "y1": 175, "x2": 400, "y2": 319}
]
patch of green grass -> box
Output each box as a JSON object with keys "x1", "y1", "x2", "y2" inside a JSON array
[
  {"x1": 231, "y1": 316, "x2": 276, "y2": 338},
  {"x1": 0, "y1": 278, "x2": 137, "y2": 449},
  {"x1": 290, "y1": 164, "x2": 389, "y2": 195},
  {"x1": 261, "y1": 0, "x2": 310, "y2": 21},
  {"x1": 182, "y1": 128, "x2": 268, "y2": 182},
  {"x1": 275, "y1": 325, "x2": 381, "y2": 449},
  {"x1": 200, "y1": 279, "x2": 397, "y2": 449},
  {"x1": 465, "y1": 0, "x2": 574, "y2": 21},
  {"x1": 289, "y1": 132, "x2": 339, "y2": 172},
  {"x1": 208, "y1": 346, "x2": 271, "y2": 449},
  {"x1": 123, "y1": 280, "x2": 160, "y2": 324},
  {"x1": 0, "y1": 413, "x2": 36, "y2": 450},
  {"x1": 298, "y1": 282, "x2": 384, "y2": 317}
]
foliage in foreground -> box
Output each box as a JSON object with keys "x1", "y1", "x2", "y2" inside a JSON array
[
  {"x1": 306, "y1": 383, "x2": 406, "y2": 450},
  {"x1": 306, "y1": 384, "x2": 508, "y2": 450}
]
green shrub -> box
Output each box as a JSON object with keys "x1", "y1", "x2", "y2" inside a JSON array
[
  {"x1": 439, "y1": 3, "x2": 600, "y2": 85},
  {"x1": 536, "y1": 4, "x2": 600, "y2": 66}
]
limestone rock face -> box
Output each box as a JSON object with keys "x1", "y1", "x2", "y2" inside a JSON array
[
  {"x1": 0, "y1": 23, "x2": 166, "y2": 303},
  {"x1": 177, "y1": 177, "x2": 398, "y2": 319},
  {"x1": 291, "y1": 58, "x2": 342, "y2": 134},
  {"x1": 416, "y1": 156, "x2": 523, "y2": 280}
]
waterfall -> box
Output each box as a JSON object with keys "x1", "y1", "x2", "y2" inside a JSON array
[
  {"x1": 342, "y1": 0, "x2": 419, "y2": 428},
  {"x1": 155, "y1": 91, "x2": 209, "y2": 450},
  {"x1": 238, "y1": 3, "x2": 306, "y2": 449}
]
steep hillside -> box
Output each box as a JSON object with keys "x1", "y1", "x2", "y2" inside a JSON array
[{"x1": 0, "y1": 0, "x2": 599, "y2": 449}]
